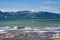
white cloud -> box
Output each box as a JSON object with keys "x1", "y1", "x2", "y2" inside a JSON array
[
  {"x1": 44, "y1": 1, "x2": 51, "y2": 4},
  {"x1": 31, "y1": 10, "x2": 39, "y2": 12},
  {"x1": 43, "y1": 1, "x2": 57, "y2": 4},
  {"x1": 39, "y1": 6, "x2": 56, "y2": 11},
  {"x1": 0, "y1": 9, "x2": 20, "y2": 12}
]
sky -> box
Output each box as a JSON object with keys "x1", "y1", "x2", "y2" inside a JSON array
[{"x1": 0, "y1": 0, "x2": 60, "y2": 13}]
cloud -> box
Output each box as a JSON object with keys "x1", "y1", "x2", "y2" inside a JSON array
[
  {"x1": 39, "y1": 6, "x2": 57, "y2": 11},
  {"x1": 0, "y1": 9, "x2": 20, "y2": 12},
  {"x1": 43, "y1": 1, "x2": 57, "y2": 4},
  {"x1": 31, "y1": 10, "x2": 39, "y2": 12}
]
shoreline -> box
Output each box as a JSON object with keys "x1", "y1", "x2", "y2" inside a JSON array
[
  {"x1": 0, "y1": 26, "x2": 60, "y2": 33},
  {"x1": 0, "y1": 26, "x2": 60, "y2": 40}
]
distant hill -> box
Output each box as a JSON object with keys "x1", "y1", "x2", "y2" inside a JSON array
[{"x1": 0, "y1": 11, "x2": 60, "y2": 19}]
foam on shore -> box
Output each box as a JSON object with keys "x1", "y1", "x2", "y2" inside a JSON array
[{"x1": 0, "y1": 26, "x2": 60, "y2": 33}]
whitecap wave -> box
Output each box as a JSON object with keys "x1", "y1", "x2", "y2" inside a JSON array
[
  {"x1": 0, "y1": 26, "x2": 60, "y2": 33},
  {"x1": 0, "y1": 30, "x2": 7, "y2": 33}
]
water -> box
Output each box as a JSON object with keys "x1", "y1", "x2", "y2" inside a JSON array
[
  {"x1": 0, "y1": 19, "x2": 60, "y2": 27},
  {"x1": 0, "y1": 19, "x2": 60, "y2": 33}
]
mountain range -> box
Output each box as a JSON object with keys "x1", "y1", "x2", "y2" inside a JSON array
[{"x1": 0, "y1": 11, "x2": 60, "y2": 19}]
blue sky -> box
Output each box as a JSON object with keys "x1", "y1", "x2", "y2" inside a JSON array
[{"x1": 0, "y1": 0, "x2": 60, "y2": 13}]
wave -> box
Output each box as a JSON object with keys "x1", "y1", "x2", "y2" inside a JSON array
[{"x1": 0, "y1": 26, "x2": 60, "y2": 33}]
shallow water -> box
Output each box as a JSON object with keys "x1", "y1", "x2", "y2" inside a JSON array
[{"x1": 0, "y1": 19, "x2": 60, "y2": 27}]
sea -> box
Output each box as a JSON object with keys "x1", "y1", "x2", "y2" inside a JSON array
[
  {"x1": 0, "y1": 18, "x2": 60, "y2": 33},
  {"x1": 0, "y1": 18, "x2": 60, "y2": 27}
]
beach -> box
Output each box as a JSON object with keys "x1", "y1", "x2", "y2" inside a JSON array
[{"x1": 0, "y1": 26, "x2": 60, "y2": 40}]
